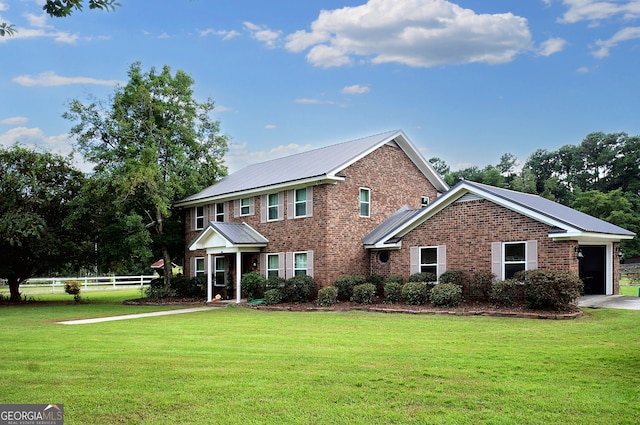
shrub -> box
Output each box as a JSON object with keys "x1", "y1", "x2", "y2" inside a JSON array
[
  {"x1": 523, "y1": 270, "x2": 583, "y2": 310},
  {"x1": 351, "y1": 283, "x2": 377, "y2": 305},
  {"x1": 430, "y1": 283, "x2": 463, "y2": 307},
  {"x1": 490, "y1": 279, "x2": 523, "y2": 307},
  {"x1": 384, "y1": 281, "x2": 403, "y2": 304},
  {"x1": 64, "y1": 281, "x2": 81, "y2": 303},
  {"x1": 469, "y1": 271, "x2": 495, "y2": 302},
  {"x1": 241, "y1": 272, "x2": 266, "y2": 300},
  {"x1": 316, "y1": 286, "x2": 338, "y2": 307},
  {"x1": 145, "y1": 278, "x2": 173, "y2": 299},
  {"x1": 401, "y1": 282, "x2": 429, "y2": 305},
  {"x1": 385, "y1": 275, "x2": 405, "y2": 285},
  {"x1": 438, "y1": 270, "x2": 470, "y2": 298},
  {"x1": 170, "y1": 276, "x2": 205, "y2": 298},
  {"x1": 263, "y1": 289, "x2": 282, "y2": 305},
  {"x1": 283, "y1": 275, "x2": 315, "y2": 303},
  {"x1": 408, "y1": 272, "x2": 436, "y2": 283},
  {"x1": 334, "y1": 275, "x2": 367, "y2": 301},
  {"x1": 367, "y1": 274, "x2": 385, "y2": 295},
  {"x1": 265, "y1": 276, "x2": 285, "y2": 291}
]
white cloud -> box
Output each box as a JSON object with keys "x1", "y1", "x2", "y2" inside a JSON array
[
  {"x1": 284, "y1": 0, "x2": 532, "y2": 68},
  {"x1": 244, "y1": 21, "x2": 282, "y2": 48},
  {"x1": 265, "y1": 124, "x2": 277, "y2": 129},
  {"x1": 12, "y1": 71, "x2": 124, "y2": 87},
  {"x1": 592, "y1": 26, "x2": 640, "y2": 57},
  {"x1": 0, "y1": 2, "x2": 8, "y2": 12},
  {"x1": 25, "y1": 13, "x2": 50, "y2": 28},
  {"x1": 214, "y1": 105, "x2": 234, "y2": 113},
  {"x1": 1, "y1": 116, "x2": 28, "y2": 125},
  {"x1": 199, "y1": 28, "x2": 240, "y2": 40},
  {"x1": 225, "y1": 141, "x2": 314, "y2": 173},
  {"x1": 342, "y1": 84, "x2": 370, "y2": 94},
  {"x1": 537, "y1": 37, "x2": 567, "y2": 56},
  {"x1": 0, "y1": 27, "x2": 79, "y2": 43},
  {"x1": 558, "y1": 0, "x2": 640, "y2": 24}
]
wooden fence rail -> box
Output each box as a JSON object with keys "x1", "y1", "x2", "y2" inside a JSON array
[{"x1": 0, "y1": 275, "x2": 156, "y2": 293}]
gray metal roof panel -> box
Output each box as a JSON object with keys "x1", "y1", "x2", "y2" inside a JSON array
[
  {"x1": 463, "y1": 181, "x2": 635, "y2": 236},
  {"x1": 363, "y1": 206, "x2": 424, "y2": 245},
  {"x1": 210, "y1": 222, "x2": 268, "y2": 244},
  {"x1": 179, "y1": 130, "x2": 402, "y2": 203}
]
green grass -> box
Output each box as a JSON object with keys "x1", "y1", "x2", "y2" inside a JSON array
[
  {"x1": 620, "y1": 285, "x2": 639, "y2": 296},
  {"x1": 1, "y1": 293, "x2": 639, "y2": 424}
]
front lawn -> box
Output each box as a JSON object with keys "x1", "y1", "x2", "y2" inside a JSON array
[{"x1": 1, "y1": 293, "x2": 638, "y2": 424}]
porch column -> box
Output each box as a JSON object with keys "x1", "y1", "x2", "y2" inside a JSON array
[
  {"x1": 206, "y1": 253, "x2": 212, "y2": 302},
  {"x1": 236, "y1": 250, "x2": 242, "y2": 303}
]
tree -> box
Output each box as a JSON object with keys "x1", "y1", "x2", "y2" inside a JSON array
[
  {"x1": 1, "y1": 0, "x2": 119, "y2": 36},
  {"x1": 65, "y1": 62, "x2": 228, "y2": 288},
  {"x1": 0, "y1": 145, "x2": 89, "y2": 302},
  {"x1": 428, "y1": 157, "x2": 450, "y2": 176}
]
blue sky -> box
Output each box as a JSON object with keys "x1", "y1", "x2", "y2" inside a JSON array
[{"x1": 1, "y1": 0, "x2": 640, "y2": 174}]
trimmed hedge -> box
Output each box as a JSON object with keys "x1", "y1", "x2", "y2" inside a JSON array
[
  {"x1": 316, "y1": 286, "x2": 338, "y2": 307},
  {"x1": 283, "y1": 275, "x2": 316, "y2": 303},
  {"x1": 401, "y1": 282, "x2": 429, "y2": 305},
  {"x1": 523, "y1": 270, "x2": 583, "y2": 310},
  {"x1": 334, "y1": 275, "x2": 367, "y2": 301},
  {"x1": 384, "y1": 281, "x2": 403, "y2": 304},
  {"x1": 469, "y1": 271, "x2": 495, "y2": 302},
  {"x1": 241, "y1": 272, "x2": 266, "y2": 300},
  {"x1": 490, "y1": 279, "x2": 523, "y2": 307},
  {"x1": 263, "y1": 288, "x2": 282, "y2": 305},
  {"x1": 430, "y1": 283, "x2": 463, "y2": 307},
  {"x1": 408, "y1": 272, "x2": 436, "y2": 283},
  {"x1": 351, "y1": 283, "x2": 377, "y2": 305}
]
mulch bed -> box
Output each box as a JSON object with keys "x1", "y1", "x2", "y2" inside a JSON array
[{"x1": 250, "y1": 300, "x2": 583, "y2": 320}]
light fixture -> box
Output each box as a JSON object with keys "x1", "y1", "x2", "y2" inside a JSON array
[
  {"x1": 252, "y1": 259, "x2": 258, "y2": 268},
  {"x1": 575, "y1": 247, "x2": 584, "y2": 259},
  {"x1": 616, "y1": 247, "x2": 624, "y2": 258}
]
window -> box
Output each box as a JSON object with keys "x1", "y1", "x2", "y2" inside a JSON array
[
  {"x1": 240, "y1": 198, "x2": 251, "y2": 216},
  {"x1": 420, "y1": 247, "x2": 438, "y2": 275},
  {"x1": 421, "y1": 196, "x2": 430, "y2": 207},
  {"x1": 194, "y1": 257, "x2": 205, "y2": 277},
  {"x1": 504, "y1": 242, "x2": 526, "y2": 279},
  {"x1": 214, "y1": 256, "x2": 225, "y2": 287},
  {"x1": 195, "y1": 206, "x2": 205, "y2": 230},
  {"x1": 295, "y1": 188, "x2": 307, "y2": 217},
  {"x1": 267, "y1": 254, "x2": 280, "y2": 278},
  {"x1": 268, "y1": 193, "x2": 279, "y2": 221},
  {"x1": 294, "y1": 252, "x2": 308, "y2": 276},
  {"x1": 360, "y1": 188, "x2": 370, "y2": 217},
  {"x1": 215, "y1": 202, "x2": 225, "y2": 222}
]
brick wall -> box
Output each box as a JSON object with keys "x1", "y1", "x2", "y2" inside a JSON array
[
  {"x1": 386, "y1": 199, "x2": 580, "y2": 280},
  {"x1": 183, "y1": 142, "x2": 440, "y2": 287}
]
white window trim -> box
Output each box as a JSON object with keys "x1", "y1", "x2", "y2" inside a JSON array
[
  {"x1": 493, "y1": 241, "x2": 537, "y2": 280},
  {"x1": 215, "y1": 203, "x2": 225, "y2": 222},
  {"x1": 266, "y1": 253, "x2": 280, "y2": 278},
  {"x1": 293, "y1": 252, "x2": 308, "y2": 276},
  {"x1": 240, "y1": 197, "x2": 252, "y2": 216},
  {"x1": 268, "y1": 193, "x2": 280, "y2": 222},
  {"x1": 359, "y1": 187, "x2": 371, "y2": 218},
  {"x1": 195, "y1": 206, "x2": 205, "y2": 230},
  {"x1": 213, "y1": 256, "x2": 226, "y2": 287},
  {"x1": 194, "y1": 257, "x2": 205, "y2": 277},
  {"x1": 294, "y1": 188, "x2": 307, "y2": 218}
]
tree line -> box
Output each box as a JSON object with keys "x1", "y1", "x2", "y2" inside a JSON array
[{"x1": 429, "y1": 132, "x2": 640, "y2": 259}]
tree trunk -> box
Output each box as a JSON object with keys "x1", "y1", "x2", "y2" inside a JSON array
[
  {"x1": 156, "y1": 206, "x2": 173, "y2": 288},
  {"x1": 8, "y1": 277, "x2": 21, "y2": 302}
]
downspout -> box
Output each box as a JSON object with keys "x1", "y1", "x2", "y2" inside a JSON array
[
  {"x1": 236, "y1": 251, "x2": 242, "y2": 303},
  {"x1": 207, "y1": 253, "x2": 212, "y2": 302}
]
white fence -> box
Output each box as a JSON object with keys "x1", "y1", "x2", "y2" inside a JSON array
[{"x1": 1, "y1": 275, "x2": 156, "y2": 293}]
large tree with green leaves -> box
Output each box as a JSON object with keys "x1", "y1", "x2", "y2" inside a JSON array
[
  {"x1": 65, "y1": 62, "x2": 228, "y2": 287},
  {"x1": 0, "y1": 145, "x2": 90, "y2": 301},
  {"x1": 1, "y1": 0, "x2": 120, "y2": 36}
]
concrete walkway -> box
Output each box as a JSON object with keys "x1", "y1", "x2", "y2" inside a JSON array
[
  {"x1": 579, "y1": 295, "x2": 640, "y2": 310},
  {"x1": 57, "y1": 306, "x2": 219, "y2": 325}
]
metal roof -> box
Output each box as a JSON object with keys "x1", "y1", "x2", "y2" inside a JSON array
[
  {"x1": 176, "y1": 129, "x2": 448, "y2": 206},
  {"x1": 210, "y1": 222, "x2": 268, "y2": 244},
  {"x1": 462, "y1": 181, "x2": 635, "y2": 236},
  {"x1": 363, "y1": 206, "x2": 424, "y2": 246}
]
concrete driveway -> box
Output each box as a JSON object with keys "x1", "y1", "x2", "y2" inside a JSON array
[{"x1": 579, "y1": 295, "x2": 640, "y2": 310}]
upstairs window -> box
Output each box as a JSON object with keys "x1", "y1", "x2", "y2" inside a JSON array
[
  {"x1": 268, "y1": 193, "x2": 279, "y2": 221},
  {"x1": 240, "y1": 198, "x2": 251, "y2": 216},
  {"x1": 195, "y1": 206, "x2": 205, "y2": 230},
  {"x1": 215, "y1": 202, "x2": 225, "y2": 222},
  {"x1": 295, "y1": 188, "x2": 307, "y2": 217},
  {"x1": 360, "y1": 188, "x2": 371, "y2": 217}
]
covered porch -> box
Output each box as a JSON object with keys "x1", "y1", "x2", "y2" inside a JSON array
[{"x1": 189, "y1": 222, "x2": 268, "y2": 303}]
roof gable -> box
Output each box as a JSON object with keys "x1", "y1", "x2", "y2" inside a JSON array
[
  {"x1": 176, "y1": 129, "x2": 448, "y2": 206},
  {"x1": 189, "y1": 222, "x2": 268, "y2": 252},
  {"x1": 366, "y1": 180, "x2": 635, "y2": 247}
]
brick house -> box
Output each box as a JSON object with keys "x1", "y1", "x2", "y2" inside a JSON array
[{"x1": 175, "y1": 130, "x2": 634, "y2": 301}]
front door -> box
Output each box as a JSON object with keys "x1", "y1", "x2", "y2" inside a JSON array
[{"x1": 579, "y1": 246, "x2": 606, "y2": 295}]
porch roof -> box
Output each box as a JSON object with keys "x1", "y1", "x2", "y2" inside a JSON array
[{"x1": 189, "y1": 222, "x2": 268, "y2": 252}]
